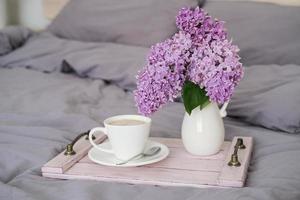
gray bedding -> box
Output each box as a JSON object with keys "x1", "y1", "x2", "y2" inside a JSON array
[
  {"x1": 1, "y1": 29, "x2": 300, "y2": 200},
  {"x1": 1, "y1": 68, "x2": 300, "y2": 200},
  {"x1": 204, "y1": 1, "x2": 300, "y2": 66},
  {"x1": 0, "y1": 31, "x2": 147, "y2": 91},
  {"x1": 0, "y1": 26, "x2": 33, "y2": 56}
]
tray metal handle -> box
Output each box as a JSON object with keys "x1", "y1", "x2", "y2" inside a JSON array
[
  {"x1": 228, "y1": 138, "x2": 246, "y2": 167},
  {"x1": 64, "y1": 130, "x2": 96, "y2": 156}
]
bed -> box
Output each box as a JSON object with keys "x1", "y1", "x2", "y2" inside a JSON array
[{"x1": 1, "y1": 0, "x2": 300, "y2": 200}]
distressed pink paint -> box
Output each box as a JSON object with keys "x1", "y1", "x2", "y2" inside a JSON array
[{"x1": 42, "y1": 135, "x2": 253, "y2": 188}]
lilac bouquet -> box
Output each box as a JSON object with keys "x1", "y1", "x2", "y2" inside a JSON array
[{"x1": 134, "y1": 7, "x2": 243, "y2": 116}]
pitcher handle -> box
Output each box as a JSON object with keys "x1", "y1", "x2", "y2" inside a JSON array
[{"x1": 220, "y1": 101, "x2": 229, "y2": 118}]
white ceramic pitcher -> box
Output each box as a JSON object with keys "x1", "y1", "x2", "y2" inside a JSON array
[{"x1": 181, "y1": 102, "x2": 228, "y2": 156}]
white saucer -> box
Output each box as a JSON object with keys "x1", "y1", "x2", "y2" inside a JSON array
[{"x1": 88, "y1": 140, "x2": 169, "y2": 167}]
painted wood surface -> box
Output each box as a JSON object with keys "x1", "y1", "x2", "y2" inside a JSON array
[
  {"x1": 218, "y1": 137, "x2": 253, "y2": 187},
  {"x1": 41, "y1": 133, "x2": 107, "y2": 174},
  {"x1": 42, "y1": 136, "x2": 253, "y2": 188}
]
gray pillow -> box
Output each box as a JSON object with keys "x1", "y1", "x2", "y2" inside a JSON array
[
  {"x1": 63, "y1": 43, "x2": 148, "y2": 91},
  {"x1": 203, "y1": 1, "x2": 300, "y2": 65},
  {"x1": 228, "y1": 64, "x2": 300, "y2": 134},
  {"x1": 0, "y1": 32, "x2": 147, "y2": 91},
  {"x1": 48, "y1": 0, "x2": 200, "y2": 47}
]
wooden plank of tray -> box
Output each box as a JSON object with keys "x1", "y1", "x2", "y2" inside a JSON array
[
  {"x1": 42, "y1": 136, "x2": 253, "y2": 188},
  {"x1": 218, "y1": 137, "x2": 253, "y2": 187},
  {"x1": 78, "y1": 141, "x2": 231, "y2": 172},
  {"x1": 43, "y1": 162, "x2": 220, "y2": 187},
  {"x1": 41, "y1": 133, "x2": 107, "y2": 174}
]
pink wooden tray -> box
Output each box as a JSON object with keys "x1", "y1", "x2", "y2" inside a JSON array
[{"x1": 42, "y1": 134, "x2": 253, "y2": 188}]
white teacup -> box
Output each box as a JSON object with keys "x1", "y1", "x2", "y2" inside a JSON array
[{"x1": 89, "y1": 115, "x2": 151, "y2": 161}]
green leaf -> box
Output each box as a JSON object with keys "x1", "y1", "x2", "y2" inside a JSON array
[{"x1": 182, "y1": 81, "x2": 210, "y2": 115}]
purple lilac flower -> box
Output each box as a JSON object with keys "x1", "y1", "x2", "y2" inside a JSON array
[
  {"x1": 134, "y1": 32, "x2": 192, "y2": 115},
  {"x1": 135, "y1": 7, "x2": 243, "y2": 115},
  {"x1": 188, "y1": 39, "x2": 243, "y2": 103},
  {"x1": 176, "y1": 7, "x2": 227, "y2": 45}
]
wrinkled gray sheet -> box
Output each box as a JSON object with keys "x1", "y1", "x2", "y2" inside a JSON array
[
  {"x1": 1, "y1": 68, "x2": 300, "y2": 200},
  {"x1": 1, "y1": 28, "x2": 300, "y2": 200},
  {"x1": 0, "y1": 32, "x2": 147, "y2": 91},
  {"x1": 0, "y1": 26, "x2": 33, "y2": 56}
]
